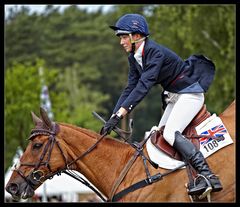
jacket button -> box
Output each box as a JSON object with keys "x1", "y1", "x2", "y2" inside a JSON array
[{"x1": 129, "y1": 105, "x2": 133, "y2": 110}]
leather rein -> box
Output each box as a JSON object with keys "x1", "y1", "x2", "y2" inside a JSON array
[
  {"x1": 13, "y1": 122, "x2": 107, "y2": 201},
  {"x1": 13, "y1": 118, "x2": 185, "y2": 202}
]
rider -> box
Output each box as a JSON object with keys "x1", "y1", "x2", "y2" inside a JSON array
[{"x1": 100, "y1": 13, "x2": 222, "y2": 195}]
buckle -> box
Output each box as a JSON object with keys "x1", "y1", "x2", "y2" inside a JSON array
[
  {"x1": 147, "y1": 173, "x2": 162, "y2": 184},
  {"x1": 132, "y1": 142, "x2": 143, "y2": 151}
]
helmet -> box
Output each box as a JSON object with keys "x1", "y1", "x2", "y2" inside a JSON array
[{"x1": 109, "y1": 14, "x2": 149, "y2": 36}]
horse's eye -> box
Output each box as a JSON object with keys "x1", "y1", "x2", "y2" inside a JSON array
[{"x1": 33, "y1": 143, "x2": 43, "y2": 150}]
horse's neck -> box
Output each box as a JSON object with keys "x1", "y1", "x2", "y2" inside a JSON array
[
  {"x1": 219, "y1": 100, "x2": 235, "y2": 118},
  {"x1": 219, "y1": 100, "x2": 235, "y2": 140},
  {"x1": 59, "y1": 124, "x2": 133, "y2": 198}
]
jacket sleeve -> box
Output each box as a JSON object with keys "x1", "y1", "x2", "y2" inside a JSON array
[
  {"x1": 112, "y1": 59, "x2": 140, "y2": 114},
  {"x1": 121, "y1": 49, "x2": 164, "y2": 112}
]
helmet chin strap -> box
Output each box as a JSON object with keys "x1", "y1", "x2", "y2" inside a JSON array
[{"x1": 129, "y1": 33, "x2": 146, "y2": 53}]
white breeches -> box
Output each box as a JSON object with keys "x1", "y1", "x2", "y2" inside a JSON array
[{"x1": 158, "y1": 91, "x2": 204, "y2": 146}]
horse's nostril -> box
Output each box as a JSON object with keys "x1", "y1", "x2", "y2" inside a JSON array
[{"x1": 6, "y1": 183, "x2": 19, "y2": 195}]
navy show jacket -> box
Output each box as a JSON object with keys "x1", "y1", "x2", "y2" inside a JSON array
[{"x1": 113, "y1": 38, "x2": 215, "y2": 113}]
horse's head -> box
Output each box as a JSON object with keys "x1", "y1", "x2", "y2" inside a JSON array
[{"x1": 5, "y1": 108, "x2": 67, "y2": 201}]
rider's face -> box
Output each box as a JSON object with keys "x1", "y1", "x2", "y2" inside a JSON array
[
  {"x1": 119, "y1": 35, "x2": 132, "y2": 52},
  {"x1": 119, "y1": 34, "x2": 142, "y2": 53}
]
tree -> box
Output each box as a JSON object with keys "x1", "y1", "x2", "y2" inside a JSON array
[
  {"x1": 5, "y1": 4, "x2": 235, "y2": 146},
  {"x1": 147, "y1": 5, "x2": 235, "y2": 113},
  {"x1": 5, "y1": 60, "x2": 46, "y2": 170},
  {"x1": 4, "y1": 59, "x2": 108, "y2": 170}
]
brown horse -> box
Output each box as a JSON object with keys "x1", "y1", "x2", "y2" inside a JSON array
[{"x1": 5, "y1": 100, "x2": 235, "y2": 202}]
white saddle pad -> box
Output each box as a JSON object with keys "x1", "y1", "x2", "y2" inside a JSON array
[{"x1": 146, "y1": 114, "x2": 233, "y2": 169}]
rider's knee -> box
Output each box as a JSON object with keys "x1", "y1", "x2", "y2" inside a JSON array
[{"x1": 163, "y1": 127, "x2": 175, "y2": 146}]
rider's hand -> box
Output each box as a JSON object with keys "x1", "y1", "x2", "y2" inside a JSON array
[{"x1": 100, "y1": 114, "x2": 122, "y2": 135}]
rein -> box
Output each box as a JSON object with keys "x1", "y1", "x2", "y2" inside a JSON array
[
  {"x1": 14, "y1": 122, "x2": 107, "y2": 202},
  {"x1": 15, "y1": 115, "x2": 185, "y2": 203}
]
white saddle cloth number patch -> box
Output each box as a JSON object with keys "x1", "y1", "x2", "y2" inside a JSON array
[{"x1": 196, "y1": 113, "x2": 233, "y2": 158}]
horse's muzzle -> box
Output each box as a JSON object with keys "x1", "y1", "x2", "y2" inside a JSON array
[
  {"x1": 6, "y1": 179, "x2": 35, "y2": 201},
  {"x1": 6, "y1": 182, "x2": 19, "y2": 195}
]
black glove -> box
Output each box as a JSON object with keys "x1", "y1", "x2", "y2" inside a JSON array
[{"x1": 100, "y1": 114, "x2": 121, "y2": 135}]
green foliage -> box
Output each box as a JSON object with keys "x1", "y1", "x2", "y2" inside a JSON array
[
  {"x1": 4, "y1": 59, "x2": 108, "y2": 170},
  {"x1": 111, "y1": 5, "x2": 235, "y2": 138},
  {"x1": 5, "y1": 5, "x2": 235, "y2": 170},
  {"x1": 4, "y1": 60, "x2": 49, "y2": 170},
  {"x1": 5, "y1": 7, "x2": 44, "y2": 65},
  {"x1": 56, "y1": 62, "x2": 109, "y2": 129},
  {"x1": 147, "y1": 5, "x2": 235, "y2": 113}
]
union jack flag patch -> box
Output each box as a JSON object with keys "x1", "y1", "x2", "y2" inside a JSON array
[{"x1": 199, "y1": 124, "x2": 227, "y2": 145}]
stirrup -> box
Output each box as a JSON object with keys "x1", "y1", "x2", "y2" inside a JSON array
[
  {"x1": 187, "y1": 174, "x2": 212, "y2": 196},
  {"x1": 187, "y1": 190, "x2": 212, "y2": 202},
  {"x1": 185, "y1": 182, "x2": 212, "y2": 202},
  {"x1": 198, "y1": 186, "x2": 212, "y2": 201}
]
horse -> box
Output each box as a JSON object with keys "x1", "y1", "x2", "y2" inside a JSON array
[{"x1": 5, "y1": 100, "x2": 235, "y2": 202}]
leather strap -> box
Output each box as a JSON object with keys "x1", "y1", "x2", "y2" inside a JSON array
[{"x1": 109, "y1": 150, "x2": 140, "y2": 200}]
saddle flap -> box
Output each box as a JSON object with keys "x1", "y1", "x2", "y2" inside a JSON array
[
  {"x1": 150, "y1": 104, "x2": 210, "y2": 161},
  {"x1": 151, "y1": 130, "x2": 181, "y2": 160}
]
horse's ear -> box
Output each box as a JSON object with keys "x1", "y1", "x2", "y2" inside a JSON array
[
  {"x1": 40, "y1": 107, "x2": 53, "y2": 130},
  {"x1": 31, "y1": 111, "x2": 42, "y2": 126}
]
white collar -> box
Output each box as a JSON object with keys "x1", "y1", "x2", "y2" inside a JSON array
[{"x1": 134, "y1": 41, "x2": 145, "y2": 68}]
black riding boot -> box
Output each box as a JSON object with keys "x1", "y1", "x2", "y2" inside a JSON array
[{"x1": 173, "y1": 131, "x2": 223, "y2": 195}]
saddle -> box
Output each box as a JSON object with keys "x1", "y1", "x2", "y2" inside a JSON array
[{"x1": 150, "y1": 104, "x2": 211, "y2": 161}]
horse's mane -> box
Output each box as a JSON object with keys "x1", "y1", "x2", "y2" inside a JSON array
[{"x1": 58, "y1": 122, "x2": 128, "y2": 147}]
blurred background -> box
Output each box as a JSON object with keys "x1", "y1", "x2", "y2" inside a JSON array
[{"x1": 4, "y1": 4, "x2": 235, "y2": 202}]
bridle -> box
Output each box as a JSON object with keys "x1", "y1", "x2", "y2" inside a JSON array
[
  {"x1": 13, "y1": 123, "x2": 66, "y2": 185},
  {"x1": 13, "y1": 122, "x2": 107, "y2": 201},
  {"x1": 12, "y1": 117, "x2": 183, "y2": 202}
]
